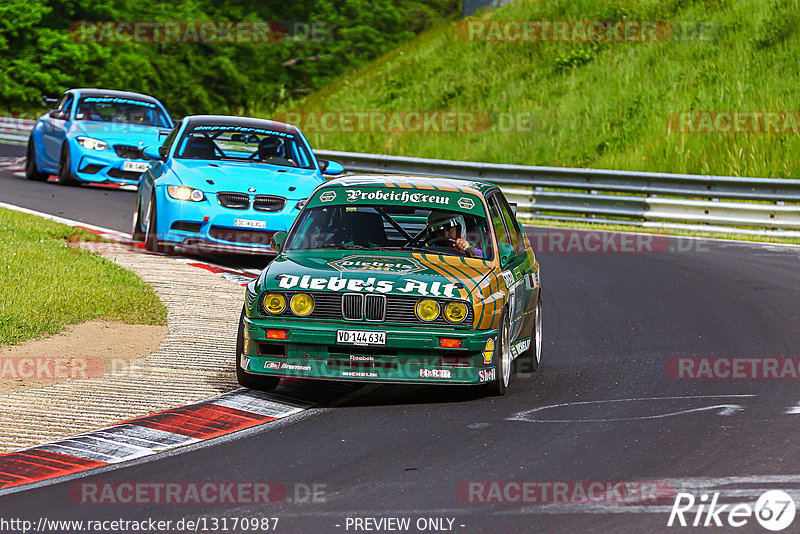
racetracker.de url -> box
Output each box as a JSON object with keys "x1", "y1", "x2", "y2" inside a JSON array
[{"x1": 0, "y1": 516, "x2": 279, "y2": 533}]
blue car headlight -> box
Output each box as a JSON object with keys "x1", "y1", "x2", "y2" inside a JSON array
[
  {"x1": 167, "y1": 186, "x2": 205, "y2": 202},
  {"x1": 76, "y1": 136, "x2": 110, "y2": 151}
]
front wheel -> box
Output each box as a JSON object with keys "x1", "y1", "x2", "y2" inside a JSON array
[
  {"x1": 25, "y1": 139, "x2": 48, "y2": 181},
  {"x1": 132, "y1": 195, "x2": 145, "y2": 242},
  {"x1": 143, "y1": 194, "x2": 174, "y2": 254},
  {"x1": 56, "y1": 144, "x2": 78, "y2": 186},
  {"x1": 518, "y1": 296, "x2": 542, "y2": 373},
  {"x1": 483, "y1": 311, "x2": 511, "y2": 396},
  {"x1": 236, "y1": 309, "x2": 280, "y2": 391}
]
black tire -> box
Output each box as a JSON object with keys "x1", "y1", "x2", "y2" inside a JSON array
[
  {"x1": 518, "y1": 295, "x2": 542, "y2": 374},
  {"x1": 131, "y1": 194, "x2": 145, "y2": 242},
  {"x1": 144, "y1": 195, "x2": 174, "y2": 254},
  {"x1": 236, "y1": 309, "x2": 280, "y2": 391},
  {"x1": 56, "y1": 144, "x2": 79, "y2": 186},
  {"x1": 484, "y1": 310, "x2": 511, "y2": 396},
  {"x1": 24, "y1": 139, "x2": 48, "y2": 181}
]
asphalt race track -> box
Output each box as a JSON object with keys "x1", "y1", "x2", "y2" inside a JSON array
[{"x1": 2, "y1": 158, "x2": 800, "y2": 532}]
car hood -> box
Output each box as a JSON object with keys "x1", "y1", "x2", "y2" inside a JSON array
[
  {"x1": 72, "y1": 121, "x2": 165, "y2": 145},
  {"x1": 168, "y1": 160, "x2": 323, "y2": 199},
  {"x1": 258, "y1": 249, "x2": 500, "y2": 302}
]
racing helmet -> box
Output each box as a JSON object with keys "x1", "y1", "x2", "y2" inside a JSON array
[
  {"x1": 257, "y1": 137, "x2": 284, "y2": 159},
  {"x1": 427, "y1": 211, "x2": 466, "y2": 237}
]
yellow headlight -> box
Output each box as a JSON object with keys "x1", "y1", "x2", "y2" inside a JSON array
[
  {"x1": 444, "y1": 301, "x2": 468, "y2": 323},
  {"x1": 263, "y1": 293, "x2": 286, "y2": 315},
  {"x1": 415, "y1": 299, "x2": 440, "y2": 322},
  {"x1": 290, "y1": 293, "x2": 314, "y2": 316}
]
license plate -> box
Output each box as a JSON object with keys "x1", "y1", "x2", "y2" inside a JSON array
[
  {"x1": 234, "y1": 218, "x2": 267, "y2": 229},
  {"x1": 336, "y1": 330, "x2": 386, "y2": 346},
  {"x1": 122, "y1": 161, "x2": 149, "y2": 172}
]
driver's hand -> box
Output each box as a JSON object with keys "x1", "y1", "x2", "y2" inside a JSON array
[{"x1": 454, "y1": 238, "x2": 471, "y2": 252}]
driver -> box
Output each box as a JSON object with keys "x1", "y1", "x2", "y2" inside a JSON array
[
  {"x1": 424, "y1": 211, "x2": 483, "y2": 258},
  {"x1": 257, "y1": 137, "x2": 295, "y2": 165}
]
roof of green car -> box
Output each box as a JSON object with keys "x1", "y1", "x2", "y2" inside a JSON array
[{"x1": 320, "y1": 175, "x2": 498, "y2": 195}]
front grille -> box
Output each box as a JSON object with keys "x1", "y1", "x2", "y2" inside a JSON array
[
  {"x1": 107, "y1": 168, "x2": 141, "y2": 181},
  {"x1": 364, "y1": 294, "x2": 386, "y2": 321},
  {"x1": 342, "y1": 294, "x2": 362, "y2": 320},
  {"x1": 259, "y1": 291, "x2": 472, "y2": 326},
  {"x1": 113, "y1": 145, "x2": 143, "y2": 159},
  {"x1": 258, "y1": 343, "x2": 286, "y2": 358},
  {"x1": 218, "y1": 192, "x2": 250, "y2": 210},
  {"x1": 209, "y1": 226, "x2": 274, "y2": 244},
  {"x1": 253, "y1": 195, "x2": 285, "y2": 212}
]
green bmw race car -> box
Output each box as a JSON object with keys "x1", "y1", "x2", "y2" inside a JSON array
[{"x1": 237, "y1": 175, "x2": 542, "y2": 395}]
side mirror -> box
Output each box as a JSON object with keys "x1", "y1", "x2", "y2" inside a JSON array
[
  {"x1": 159, "y1": 146, "x2": 170, "y2": 159},
  {"x1": 498, "y1": 243, "x2": 515, "y2": 269},
  {"x1": 48, "y1": 109, "x2": 69, "y2": 120},
  {"x1": 142, "y1": 146, "x2": 164, "y2": 160},
  {"x1": 319, "y1": 159, "x2": 344, "y2": 176},
  {"x1": 271, "y1": 231, "x2": 288, "y2": 254}
]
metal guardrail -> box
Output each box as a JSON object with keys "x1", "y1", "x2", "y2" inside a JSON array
[
  {"x1": 3, "y1": 119, "x2": 798, "y2": 235},
  {"x1": 316, "y1": 149, "x2": 800, "y2": 235}
]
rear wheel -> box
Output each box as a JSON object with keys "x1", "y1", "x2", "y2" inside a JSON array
[
  {"x1": 24, "y1": 139, "x2": 48, "y2": 181},
  {"x1": 236, "y1": 309, "x2": 280, "y2": 391},
  {"x1": 144, "y1": 194, "x2": 174, "y2": 254},
  {"x1": 518, "y1": 296, "x2": 542, "y2": 373},
  {"x1": 131, "y1": 194, "x2": 145, "y2": 242},
  {"x1": 484, "y1": 311, "x2": 511, "y2": 396},
  {"x1": 56, "y1": 144, "x2": 78, "y2": 186}
]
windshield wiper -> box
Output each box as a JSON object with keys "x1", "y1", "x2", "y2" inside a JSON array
[{"x1": 316, "y1": 244, "x2": 369, "y2": 250}]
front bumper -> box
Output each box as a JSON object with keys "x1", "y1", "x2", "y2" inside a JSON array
[
  {"x1": 156, "y1": 191, "x2": 300, "y2": 255},
  {"x1": 72, "y1": 145, "x2": 146, "y2": 185},
  {"x1": 241, "y1": 316, "x2": 499, "y2": 385}
]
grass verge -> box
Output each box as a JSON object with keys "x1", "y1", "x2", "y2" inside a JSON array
[{"x1": 0, "y1": 208, "x2": 167, "y2": 346}]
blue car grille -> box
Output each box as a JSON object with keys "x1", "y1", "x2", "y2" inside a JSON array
[
  {"x1": 218, "y1": 192, "x2": 249, "y2": 210},
  {"x1": 113, "y1": 145, "x2": 143, "y2": 159},
  {"x1": 253, "y1": 195, "x2": 285, "y2": 212}
]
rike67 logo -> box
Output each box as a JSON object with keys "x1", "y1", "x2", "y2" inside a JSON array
[{"x1": 668, "y1": 490, "x2": 796, "y2": 530}]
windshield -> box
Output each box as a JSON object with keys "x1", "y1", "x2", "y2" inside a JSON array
[
  {"x1": 286, "y1": 205, "x2": 495, "y2": 260},
  {"x1": 75, "y1": 97, "x2": 171, "y2": 127},
  {"x1": 174, "y1": 125, "x2": 314, "y2": 168}
]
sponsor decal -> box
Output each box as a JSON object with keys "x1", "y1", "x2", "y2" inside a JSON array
[
  {"x1": 478, "y1": 368, "x2": 496, "y2": 382},
  {"x1": 328, "y1": 255, "x2": 424, "y2": 274},
  {"x1": 280, "y1": 363, "x2": 311, "y2": 371},
  {"x1": 264, "y1": 361, "x2": 281, "y2": 370},
  {"x1": 241, "y1": 355, "x2": 250, "y2": 370},
  {"x1": 276, "y1": 274, "x2": 460, "y2": 298},
  {"x1": 319, "y1": 190, "x2": 337, "y2": 202},
  {"x1": 510, "y1": 338, "x2": 531, "y2": 358},
  {"x1": 82, "y1": 96, "x2": 157, "y2": 108},
  {"x1": 342, "y1": 371, "x2": 378, "y2": 378},
  {"x1": 350, "y1": 355, "x2": 374, "y2": 361},
  {"x1": 500, "y1": 270, "x2": 515, "y2": 288},
  {"x1": 458, "y1": 197, "x2": 475, "y2": 210},
  {"x1": 344, "y1": 189, "x2": 451, "y2": 206},
  {"x1": 420, "y1": 369, "x2": 452, "y2": 379},
  {"x1": 483, "y1": 339, "x2": 495, "y2": 365}
]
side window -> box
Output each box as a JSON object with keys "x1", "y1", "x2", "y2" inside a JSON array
[
  {"x1": 497, "y1": 196, "x2": 522, "y2": 251},
  {"x1": 488, "y1": 195, "x2": 510, "y2": 246}
]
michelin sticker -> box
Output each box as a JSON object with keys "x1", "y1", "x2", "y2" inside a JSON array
[
  {"x1": 328, "y1": 255, "x2": 425, "y2": 274},
  {"x1": 277, "y1": 274, "x2": 461, "y2": 297}
]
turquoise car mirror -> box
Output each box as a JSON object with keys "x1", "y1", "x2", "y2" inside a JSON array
[
  {"x1": 320, "y1": 160, "x2": 344, "y2": 176},
  {"x1": 142, "y1": 146, "x2": 164, "y2": 160},
  {"x1": 499, "y1": 243, "x2": 515, "y2": 269}
]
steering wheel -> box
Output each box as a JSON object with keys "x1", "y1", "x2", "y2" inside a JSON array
[{"x1": 425, "y1": 236, "x2": 459, "y2": 248}]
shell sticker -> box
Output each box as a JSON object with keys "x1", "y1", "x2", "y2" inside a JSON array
[{"x1": 483, "y1": 338, "x2": 495, "y2": 364}]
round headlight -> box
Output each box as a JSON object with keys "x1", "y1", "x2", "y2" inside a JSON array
[
  {"x1": 444, "y1": 301, "x2": 468, "y2": 323},
  {"x1": 290, "y1": 293, "x2": 314, "y2": 316},
  {"x1": 263, "y1": 293, "x2": 286, "y2": 315},
  {"x1": 415, "y1": 299, "x2": 440, "y2": 322}
]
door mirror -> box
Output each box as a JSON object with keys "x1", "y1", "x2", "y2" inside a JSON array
[
  {"x1": 48, "y1": 109, "x2": 69, "y2": 120},
  {"x1": 159, "y1": 146, "x2": 170, "y2": 159},
  {"x1": 142, "y1": 146, "x2": 163, "y2": 160},
  {"x1": 271, "y1": 231, "x2": 288, "y2": 254},
  {"x1": 498, "y1": 243, "x2": 515, "y2": 269},
  {"x1": 319, "y1": 159, "x2": 344, "y2": 176}
]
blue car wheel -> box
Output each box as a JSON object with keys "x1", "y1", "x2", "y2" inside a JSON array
[
  {"x1": 25, "y1": 139, "x2": 48, "y2": 182},
  {"x1": 56, "y1": 144, "x2": 79, "y2": 186}
]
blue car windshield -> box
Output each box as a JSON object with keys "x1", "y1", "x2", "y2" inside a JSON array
[
  {"x1": 174, "y1": 125, "x2": 314, "y2": 169},
  {"x1": 75, "y1": 97, "x2": 171, "y2": 127}
]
